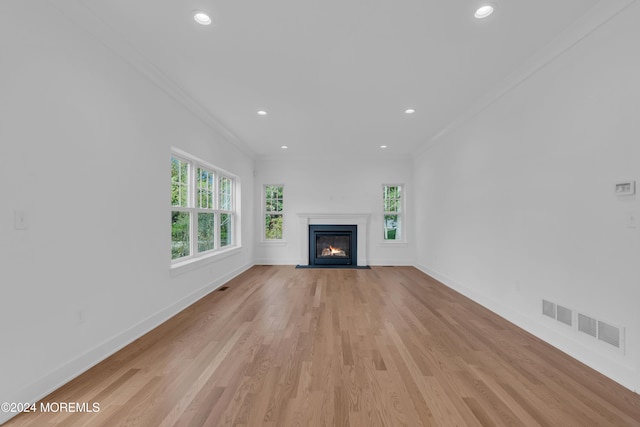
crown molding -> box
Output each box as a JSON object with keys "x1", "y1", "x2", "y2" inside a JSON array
[
  {"x1": 413, "y1": 0, "x2": 637, "y2": 159},
  {"x1": 52, "y1": 0, "x2": 256, "y2": 159}
]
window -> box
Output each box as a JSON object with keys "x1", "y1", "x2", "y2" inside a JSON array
[
  {"x1": 171, "y1": 149, "x2": 238, "y2": 263},
  {"x1": 264, "y1": 185, "x2": 284, "y2": 240},
  {"x1": 383, "y1": 185, "x2": 402, "y2": 240},
  {"x1": 219, "y1": 176, "x2": 234, "y2": 247},
  {"x1": 196, "y1": 167, "x2": 215, "y2": 252},
  {"x1": 171, "y1": 157, "x2": 191, "y2": 258}
]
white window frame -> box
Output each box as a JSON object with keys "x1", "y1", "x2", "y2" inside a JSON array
[
  {"x1": 382, "y1": 184, "x2": 404, "y2": 242},
  {"x1": 263, "y1": 184, "x2": 284, "y2": 241},
  {"x1": 171, "y1": 148, "x2": 240, "y2": 268}
]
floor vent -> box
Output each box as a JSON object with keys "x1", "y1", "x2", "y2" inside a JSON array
[
  {"x1": 544, "y1": 300, "x2": 624, "y2": 352},
  {"x1": 218, "y1": 286, "x2": 229, "y2": 291}
]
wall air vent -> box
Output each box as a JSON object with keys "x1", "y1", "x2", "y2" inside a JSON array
[
  {"x1": 542, "y1": 300, "x2": 571, "y2": 326},
  {"x1": 598, "y1": 321, "x2": 622, "y2": 349},
  {"x1": 578, "y1": 313, "x2": 597, "y2": 337},
  {"x1": 556, "y1": 305, "x2": 572, "y2": 327},
  {"x1": 544, "y1": 299, "x2": 624, "y2": 353},
  {"x1": 542, "y1": 300, "x2": 556, "y2": 318}
]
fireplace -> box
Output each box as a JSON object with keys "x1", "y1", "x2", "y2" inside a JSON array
[
  {"x1": 297, "y1": 213, "x2": 369, "y2": 267},
  {"x1": 309, "y1": 224, "x2": 357, "y2": 266}
]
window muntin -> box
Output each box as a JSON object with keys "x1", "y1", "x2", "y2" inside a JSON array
[
  {"x1": 383, "y1": 185, "x2": 402, "y2": 241},
  {"x1": 264, "y1": 185, "x2": 284, "y2": 240},
  {"x1": 171, "y1": 151, "x2": 238, "y2": 262}
]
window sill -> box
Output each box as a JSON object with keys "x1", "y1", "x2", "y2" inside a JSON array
[
  {"x1": 170, "y1": 246, "x2": 243, "y2": 276},
  {"x1": 259, "y1": 240, "x2": 288, "y2": 247}
]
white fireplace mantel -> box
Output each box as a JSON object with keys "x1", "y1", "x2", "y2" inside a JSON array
[{"x1": 297, "y1": 213, "x2": 370, "y2": 266}]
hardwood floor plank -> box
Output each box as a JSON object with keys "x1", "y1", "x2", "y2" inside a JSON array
[
  {"x1": 462, "y1": 397, "x2": 497, "y2": 427},
  {"x1": 6, "y1": 266, "x2": 640, "y2": 426},
  {"x1": 156, "y1": 323, "x2": 250, "y2": 427},
  {"x1": 378, "y1": 339, "x2": 436, "y2": 426},
  {"x1": 243, "y1": 367, "x2": 280, "y2": 426},
  {"x1": 180, "y1": 385, "x2": 225, "y2": 427}
]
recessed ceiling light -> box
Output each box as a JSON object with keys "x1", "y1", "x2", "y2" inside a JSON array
[
  {"x1": 380, "y1": 145, "x2": 388, "y2": 149},
  {"x1": 257, "y1": 110, "x2": 268, "y2": 116},
  {"x1": 404, "y1": 108, "x2": 415, "y2": 114},
  {"x1": 474, "y1": 5, "x2": 494, "y2": 19},
  {"x1": 193, "y1": 11, "x2": 212, "y2": 25},
  {"x1": 281, "y1": 145, "x2": 288, "y2": 149}
]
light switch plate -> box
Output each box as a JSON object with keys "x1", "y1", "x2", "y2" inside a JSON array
[{"x1": 615, "y1": 181, "x2": 635, "y2": 196}]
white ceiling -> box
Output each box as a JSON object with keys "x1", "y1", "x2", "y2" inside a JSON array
[{"x1": 54, "y1": 0, "x2": 624, "y2": 158}]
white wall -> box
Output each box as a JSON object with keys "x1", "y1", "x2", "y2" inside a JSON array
[
  {"x1": 0, "y1": 3, "x2": 254, "y2": 422},
  {"x1": 414, "y1": 3, "x2": 640, "y2": 391},
  {"x1": 254, "y1": 155, "x2": 415, "y2": 266}
]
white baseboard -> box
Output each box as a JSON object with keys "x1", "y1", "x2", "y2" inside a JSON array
[
  {"x1": 253, "y1": 258, "x2": 299, "y2": 265},
  {"x1": 368, "y1": 259, "x2": 415, "y2": 266},
  {"x1": 0, "y1": 262, "x2": 254, "y2": 426}
]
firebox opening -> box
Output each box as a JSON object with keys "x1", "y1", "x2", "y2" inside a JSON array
[
  {"x1": 309, "y1": 224, "x2": 357, "y2": 266},
  {"x1": 316, "y1": 235, "x2": 350, "y2": 258}
]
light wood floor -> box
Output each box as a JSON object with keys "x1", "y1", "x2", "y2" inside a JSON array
[{"x1": 6, "y1": 266, "x2": 640, "y2": 426}]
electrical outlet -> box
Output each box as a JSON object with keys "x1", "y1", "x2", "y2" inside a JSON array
[{"x1": 615, "y1": 181, "x2": 635, "y2": 196}]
